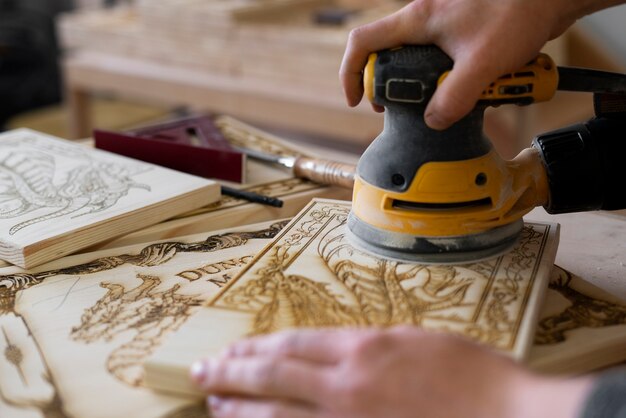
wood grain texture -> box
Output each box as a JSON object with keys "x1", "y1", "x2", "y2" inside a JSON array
[
  {"x1": 526, "y1": 208, "x2": 626, "y2": 300},
  {"x1": 145, "y1": 198, "x2": 560, "y2": 396},
  {"x1": 0, "y1": 219, "x2": 286, "y2": 418},
  {"x1": 0, "y1": 129, "x2": 219, "y2": 269}
]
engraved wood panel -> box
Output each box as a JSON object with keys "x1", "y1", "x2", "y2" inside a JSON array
[
  {"x1": 0, "y1": 129, "x2": 219, "y2": 269},
  {"x1": 0, "y1": 220, "x2": 285, "y2": 417},
  {"x1": 145, "y1": 198, "x2": 560, "y2": 396}
]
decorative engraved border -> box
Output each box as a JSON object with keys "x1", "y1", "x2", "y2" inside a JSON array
[{"x1": 209, "y1": 200, "x2": 552, "y2": 352}]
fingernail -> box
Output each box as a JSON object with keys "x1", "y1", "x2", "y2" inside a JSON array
[
  {"x1": 190, "y1": 361, "x2": 206, "y2": 383},
  {"x1": 208, "y1": 395, "x2": 223, "y2": 412},
  {"x1": 424, "y1": 111, "x2": 447, "y2": 130}
]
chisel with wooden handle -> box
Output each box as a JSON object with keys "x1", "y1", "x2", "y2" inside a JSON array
[{"x1": 236, "y1": 147, "x2": 356, "y2": 189}]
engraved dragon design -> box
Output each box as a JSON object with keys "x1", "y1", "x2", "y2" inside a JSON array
[
  {"x1": 0, "y1": 143, "x2": 151, "y2": 235},
  {"x1": 534, "y1": 267, "x2": 626, "y2": 345},
  {"x1": 221, "y1": 209, "x2": 482, "y2": 335},
  {"x1": 64, "y1": 222, "x2": 285, "y2": 386},
  {"x1": 71, "y1": 274, "x2": 204, "y2": 386},
  {"x1": 0, "y1": 220, "x2": 287, "y2": 417},
  {"x1": 215, "y1": 204, "x2": 548, "y2": 349}
]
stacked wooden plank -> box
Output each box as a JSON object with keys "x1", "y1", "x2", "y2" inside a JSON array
[
  {"x1": 0, "y1": 128, "x2": 220, "y2": 269},
  {"x1": 58, "y1": 0, "x2": 407, "y2": 96}
]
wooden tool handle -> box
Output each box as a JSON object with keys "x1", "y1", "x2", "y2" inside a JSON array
[{"x1": 293, "y1": 157, "x2": 355, "y2": 189}]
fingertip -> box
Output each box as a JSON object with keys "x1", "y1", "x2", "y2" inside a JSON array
[
  {"x1": 424, "y1": 87, "x2": 479, "y2": 130},
  {"x1": 338, "y1": 52, "x2": 362, "y2": 107},
  {"x1": 424, "y1": 106, "x2": 453, "y2": 130},
  {"x1": 208, "y1": 395, "x2": 225, "y2": 413},
  {"x1": 372, "y1": 103, "x2": 385, "y2": 113},
  {"x1": 340, "y1": 75, "x2": 364, "y2": 108},
  {"x1": 347, "y1": 91, "x2": 363, "y2": 108},
  {"x1": 425, "y1": 60, "x2": 494, "y2": 130},
  {"x1": 190, "y1": 360, "x2": 207, "y2": 384}
]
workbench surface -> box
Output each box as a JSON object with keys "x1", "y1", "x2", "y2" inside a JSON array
[{"x1": 527, "y1": 208, "x2": 626, "y2": 300}]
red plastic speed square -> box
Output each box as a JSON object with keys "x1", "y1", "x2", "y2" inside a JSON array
[{"x1": 94, "y1": 115, "x2": 246, "y2": 182}]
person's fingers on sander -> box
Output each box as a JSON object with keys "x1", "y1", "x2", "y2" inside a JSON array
[{"x1": 340, "y1": 1, "x2": 433, "y2": 108}]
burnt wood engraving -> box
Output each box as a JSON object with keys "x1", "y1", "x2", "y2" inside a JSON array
[
  {"x1": 0, "y1": 221, "x2": 286, "y2": 417},
  {"x1": 211, "y1": 201, "x2": 553, "y2": 353},
  {"x1": 535, "y1": 267, "x2": 626, "y2": 345},
  {"x1": 143, "y1": 199, "x2": 561, "y2": 397},
  {"x1": 0, "y1": 132, "x2": 152, "y2": 235}
]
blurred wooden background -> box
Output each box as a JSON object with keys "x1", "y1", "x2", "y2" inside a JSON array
[{"x1": 8, "y1": 0, "x2": 626, "y2": 158}]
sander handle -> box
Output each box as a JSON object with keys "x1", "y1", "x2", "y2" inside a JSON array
[
  {"x1": 364, "y1": 49, "x2": 560, "y2": 108},
  {"x1": 533, "y1": 115, "x2": 626, "y2": 213}
]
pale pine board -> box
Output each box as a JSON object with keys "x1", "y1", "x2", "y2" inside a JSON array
[
  {"x1": 0, "y1": 219, "x2": 286, "y2": 418},
  {"x1": 145, "y1": 198, "x2": 560, "y2": 396},
  {"x1": 0, "y1": 129, "x2": 219, "y2": 268}
]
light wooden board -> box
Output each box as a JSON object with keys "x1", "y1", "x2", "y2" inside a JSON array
[
  {"x1": 526, "y1": 207, "x2": 626, "y2": 300},
  {"x1": 145, "y1": 198, "x2": 560, "y2": 396},
  {"x1": 0, "y1": 219, "x2": 286, "y2": 418},
  {"x1": 0, "y1": 129, "x2": 219, "y2": 269},
  {"x1": 529, "y1": 265, "x2": 626, "y2": 374}
]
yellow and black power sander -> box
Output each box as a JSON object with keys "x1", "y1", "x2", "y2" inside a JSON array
[{"x1": 347, "y1": 45, "x2": 626, "y2": 263}]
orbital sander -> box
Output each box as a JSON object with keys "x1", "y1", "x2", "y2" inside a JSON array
[{"x1": 347, "y1": 45, "x2": 626, "y2": 263}]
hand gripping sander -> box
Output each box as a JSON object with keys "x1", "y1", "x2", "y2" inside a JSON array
[{"x1": 347, "y1": 45, "x2": 626, "y2": 263}]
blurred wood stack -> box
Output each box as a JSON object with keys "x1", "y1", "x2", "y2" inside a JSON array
[
  {"x1": 58, "y1": 0, "x2": 406, "y2": 143},
  {"x1": 58, "y1": 1, "x2": 625, "y2": 156}
]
